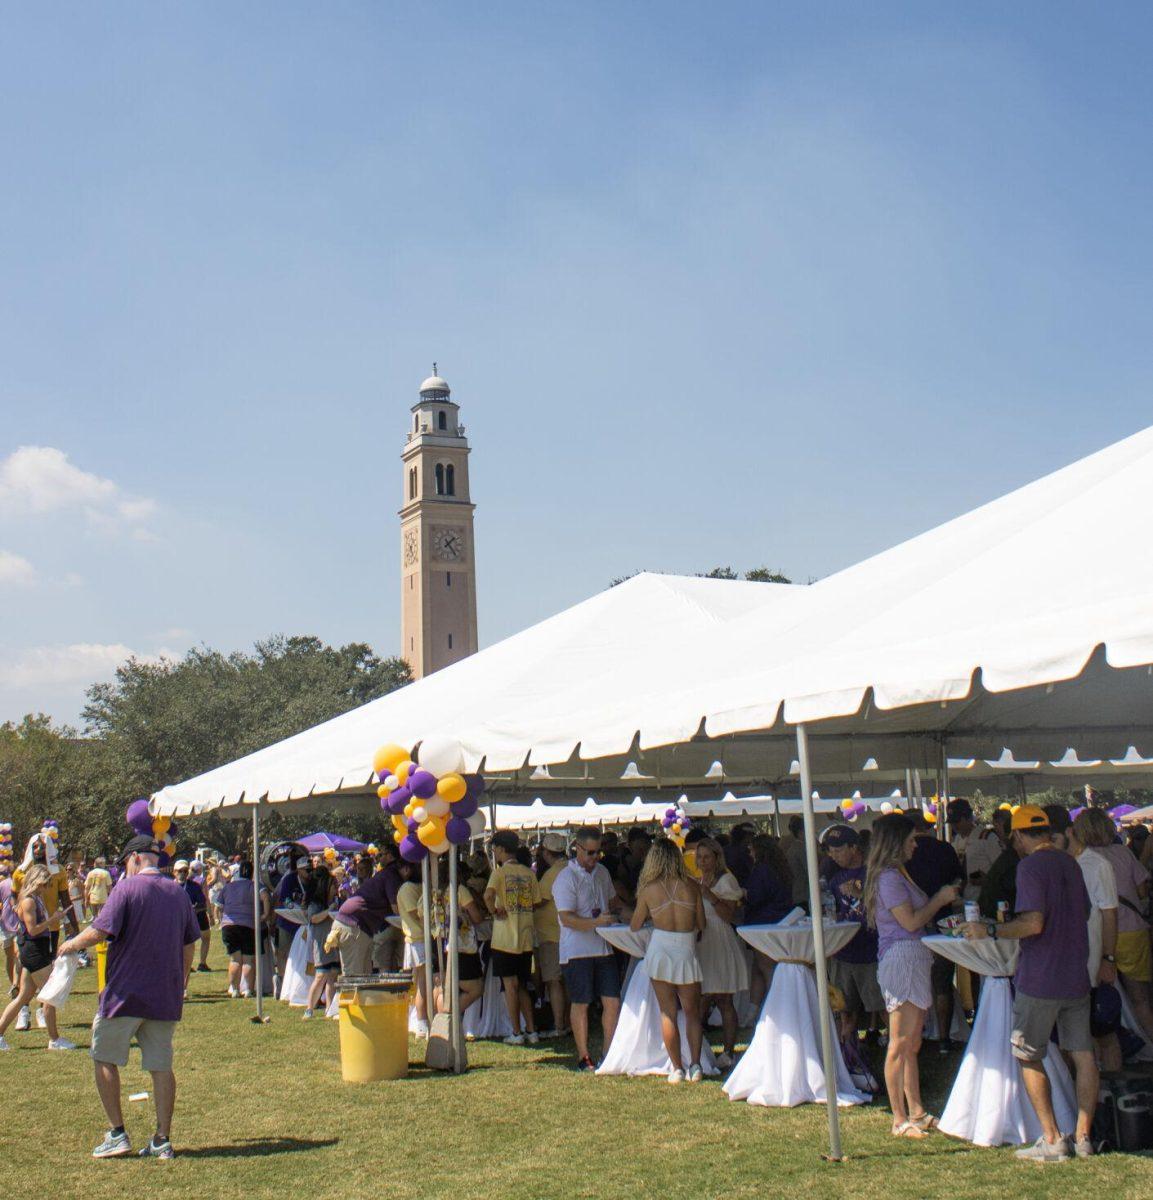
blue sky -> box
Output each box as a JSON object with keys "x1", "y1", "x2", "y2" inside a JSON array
[{"x1": 2, "y1": 2, "x2": 1151, "y2": 725}]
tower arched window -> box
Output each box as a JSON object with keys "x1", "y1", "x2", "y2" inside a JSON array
[
  {"x1": 445, "y1": 464, "x2": 455, "y2": 496},
  {"x1": 437, "y1": 411, "x2": 447, "y2": 431},
  {"x1": 435, "y1": 463, "x2": 445, "y2": 495},
  {"x1": 408, "y1": 467, "x2": 417, "y2": 500}
]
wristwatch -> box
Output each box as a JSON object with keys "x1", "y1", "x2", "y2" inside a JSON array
[
  {"x1": 1103, "y1": 953, "x2": 1116, "y2": 964},
  {"x1": 986, "y1": 922, "x2": 997, "y2": 940}
]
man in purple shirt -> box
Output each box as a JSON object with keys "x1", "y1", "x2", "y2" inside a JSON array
[
  {"x1": 328, "y1": 858, "x2": 395, "y2": 977},
  {"x1": 59, "y1": 834, "x2": 201, "y2": 1161},
  {"x1": 824, "y1": 826, "x2": 883, "y2": 1039},
  {"x1": 965, "y1": 806, "x2": 1097, "y2": 1163},
  {"x1": 371, "y1": 845, "x2": 405, "y2": 972}
]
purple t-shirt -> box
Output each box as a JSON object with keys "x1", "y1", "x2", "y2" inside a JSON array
[
  {"x1": 874, "y1": 868, "x2": 929, "y2": 960},
  {"x1": 831, "y1": 865, "x2": 878, "y2": 964},
  {"x1": 0, "y1": 879, "x2": 20, "y2": 935},
  {"x1": 93, "y1": 872, "x2": 201, "y2": 1021},
  {"x1": 335, "y1": 871, "x2": 392, "y2": 936},
  {"x1": 1015, "y1": 848, "x2": 1090, "y2": 1000}
]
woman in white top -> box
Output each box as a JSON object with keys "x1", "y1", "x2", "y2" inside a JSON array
[
  {"x1": 693, "y1": 837, "x2": 749, "y2": 1068},
  {"x1": 631, "y1": 838, "x2": 705, "y2": 1083}
]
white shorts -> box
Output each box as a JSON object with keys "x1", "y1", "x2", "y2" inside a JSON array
[{"x1": 403, "y1": 942, "x2": 426, "y2": 969}]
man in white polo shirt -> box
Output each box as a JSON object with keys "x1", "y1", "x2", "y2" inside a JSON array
[{"x1": 551, "y1": 826, "x2": 621, "y2": 1072}]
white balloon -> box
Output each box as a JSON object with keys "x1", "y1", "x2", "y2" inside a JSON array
[
  {"x1": 417, "y1": 735, "x2": 466, "y2": 778},
  {"x1": 466, "y1": 810, "x2": 487, "y2": 837},
  {"x1": 382, "y1": 775, "x2": 400, "y2": 793},
  {"x1": 425, "y1": 796, "x2": 450, "y2": 819},
  {"x1": 413, "y1": 805, "x2": 429, "y2": 824},
  {"x1": 880, "y1": 801, "x2": 894, "y2": 815},
  {"x1": 429, "y1": 838, "x2": 451, "y2": 855}
]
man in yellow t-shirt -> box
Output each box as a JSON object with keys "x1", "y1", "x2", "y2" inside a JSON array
[
  {"x1": 485, "y1": 830, "x2": 541, "y2": 1044},
  {"x1": 534, "y1": 833, "x2": 569, "y2": 1038},
  {"x1": 396, "y1": 874, "x2": 429, "y2": 1035},
  {"x1": 84, "y1": 858, "x2": 113, "y2": 919}
]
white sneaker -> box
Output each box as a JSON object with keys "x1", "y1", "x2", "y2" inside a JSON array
[
  {"x1": 526, "y1": 1031, "x2": 539, "y2": 1045},
  {"x1": 687, "y1": 1063, "x2": 703, "y2": 1083},
  {"x1": 537, "y1": 1028, "x2": 561, "y2": 1039},
  {"x1": 239, "y1": 990, "x2": 252, "y2": 999},
  {"x1": 668, "y1": 1068, "x2": 685, "y2": 1084},
  {"x1": 302, "y1": 1008, "x2": 314, "y2": 1020},
  {"x1": 503, "y1": 1034, "x2": 525, "y2": 1046},
  {"x1": 0, "y1": 1035, "x2": 10, "y2": 1051},
  {"x1": 35, "y1": 1008, "x2": 47, "y2": 1029},
  {"x1": 227, "y1": 987, "x2": 238, "y2": 999},
  {"x1": 48, "y1": 1037, "x2": 76, "y2": 1050},
  {"x1": 15, "y1": 1007, "x2": 30, "y2": 1031}
]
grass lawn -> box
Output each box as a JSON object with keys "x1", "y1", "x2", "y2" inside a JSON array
[{"x1": 5, "y1": 944, "x2": 1151, "y2": 1199}]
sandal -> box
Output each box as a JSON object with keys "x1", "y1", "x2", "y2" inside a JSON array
[
  {"x1": 909, "y1": 1112, "x2": 938, "y2": 1132},
  {"x1": 891, "y1": 1121, "x2": 929, "y2": 1139}
]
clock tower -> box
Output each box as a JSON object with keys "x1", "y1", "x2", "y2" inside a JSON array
[{"x1": 400, "y1": 367, "x2": 479, "y2": 679}]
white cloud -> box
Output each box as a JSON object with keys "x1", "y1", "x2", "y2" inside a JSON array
[
  {"x1": 0, "y1": 550, "x2": 37, "y2": 587},
  {"x1": 0, "y1": 446, "x2": 158, "y2": 536},
  {"x1": 0, "y1": 642, "x2": 162, "y2": 689}
]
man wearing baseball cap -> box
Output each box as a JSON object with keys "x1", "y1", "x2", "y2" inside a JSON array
[
  {"x1": 58, "y1": 834, "x2": 201, "y2": 1160},
  {"x1": 824, "y1": 825, "x2": 884, "y2": 1041},
  {"x1": 533, "y1": 833, "x2": 569, "y2": 1040},
  {"x1": 964, "y1": 806, "x2": 1097, "y2": 1162}
]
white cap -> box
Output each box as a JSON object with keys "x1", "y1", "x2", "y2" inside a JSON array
[{"x1": 173, "y1": 859, "x2": 190, "y2": 871}]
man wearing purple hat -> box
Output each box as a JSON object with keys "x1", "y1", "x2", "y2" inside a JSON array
[{"x1": 58, "y1": 834, "x2": 201, "y2": 1161}]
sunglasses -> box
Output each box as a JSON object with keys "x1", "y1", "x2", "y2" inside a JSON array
[{"x1": 577, "y1": 846, "x2": 602, "y2": 856}]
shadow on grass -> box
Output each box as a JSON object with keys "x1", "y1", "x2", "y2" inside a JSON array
[{"x1": 179, "y1": 1136, "x2": 339, "y2": 1159}]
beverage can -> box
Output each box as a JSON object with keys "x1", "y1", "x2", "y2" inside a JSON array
[
  {"x1": 997, "y1": 901, "x2": 1009, "y2": 923},
  {"x1": 963, "y1": 901, "x2": 980, "y2": 924}
]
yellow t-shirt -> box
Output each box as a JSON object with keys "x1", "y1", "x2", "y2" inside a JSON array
[
  {"x1": 397, "y1": 880, "x2": 423, "y2": 944},
  {"x1": 487, "y1": 862, "x2": 539, "y2": 954},
  {"x1": 12, "y1": 869, "x2": 70, "y2": 916},
  {"x1": 432, "y1": 885, "x2": 478, "y2": 954},
  {"x1": 85, "y1": 868, "x2": 112, "y2": 904},
  {"x1": 534, "y1": 860, "x2": 563, "y2": 944}
]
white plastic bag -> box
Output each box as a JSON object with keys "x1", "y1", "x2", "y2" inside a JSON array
[{"x1": 38, "y1": 953, "x2": 79, "y2": 1008}]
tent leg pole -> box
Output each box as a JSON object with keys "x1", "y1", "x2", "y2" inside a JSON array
[
  {"x1": 939, "y1": 744, "x2": 950, "y2": 842},
  {"x1": 772, "y1": 790, "x2": 780, "y2": 839},
  {"x1": 797, "y1": 723, "x2": 843, "y2": 1163},
  {"x1": 448, "y1": 846, "x2": 464, "y2": 1074},
  {"x1": 252, "y1": 805, "x2": 265, "y2": 1023},
  {"x1": 421, "y1": 857, "x2": 435, "y2": 1023}
]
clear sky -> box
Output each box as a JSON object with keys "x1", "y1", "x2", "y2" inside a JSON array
[{"x1": 2, "y1": 2, "x2": 1151, "y2": 725}]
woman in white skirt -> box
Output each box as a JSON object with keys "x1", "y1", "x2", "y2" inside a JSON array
[
  {"x1": 863, "y1": 814, "x2": 958, "y2": 1139},
  {"x1": 693, "y1": 838, "x2": 749, "y2": 1069},
  {"x1": 631, "y1": 838, "x2": 706, "y2": 1083}
]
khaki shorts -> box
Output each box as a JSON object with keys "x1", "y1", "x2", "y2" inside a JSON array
[
  {"x1": 90, "y1": 1014, "x2": 177, "y2": 1072},
  {"x1": 829, "y1": 957, "x2": 884, "y2": 1015},
  {"x1": 537, "y1": 940, "x2": 561, "y2": 983},
  {"x1": 1011, "y1": 991, "x2": 1091, "y2": 1061},
  {"x1": 329, "y1": 920, "x2": 372, "y2": 977}
]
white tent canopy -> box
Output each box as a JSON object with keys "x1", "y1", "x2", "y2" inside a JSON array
[{"x1": 153, "y1": 425, "x2": 1153, "y2": 817}]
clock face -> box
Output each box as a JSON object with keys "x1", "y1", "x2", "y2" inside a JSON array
[
  {"x1": 432, "y1": 527, "x2": 464, "y2": 562},
  {"x1": 403, "y1": 528, "x2": 419, "y2": 567}
]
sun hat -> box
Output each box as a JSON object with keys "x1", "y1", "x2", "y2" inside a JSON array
[
  {"x1": 541, "y1": 833, "x2": 567, "y2": 854},
  {"x1": 1010, "y1": 805, "x2": 1050, "y2": 832},
  {"x1": 173, "y1": 859, "x2": 190, "y2": 871}
]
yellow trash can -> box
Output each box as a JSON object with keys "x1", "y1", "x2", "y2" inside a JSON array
[
  {"x1": 337, "y1": 973, "x2": 411, "y2": 1083},
  {"x1": 95, "y1": 941, "x2": 107, "y2": 993}
]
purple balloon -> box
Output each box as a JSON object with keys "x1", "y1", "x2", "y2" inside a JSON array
[
  {"x1": 390, "y1": 784, "x2": 412, "y2": 807},
  {"x1": 386, "y1": 791, "x2": 409, "y2": 816},
  {"x1": 377, "y1": 769, "x2": 393, "y2": 784},
  {"x1": 465, "y1": 773, "x2": 486, "y2": 800},
  {"x1": 451, "y1": 792, "x2": 478, "y2": 819},
  {"x1": 407, "y1": 818, "x2": 420, "y2": 835},
  {"x1": 379, "y1": 795, "x2": 390, "y2": 812},
  {"x1": 126, "y1": 798, "x2": 153, "y2": 835},
  {"x1": 409, "y1": 769, "x2": 438, "y2": 800},
  {"x1": 399, "y1": 835, "x2": 428, "y2": 863},
  {"x1": 446, "y1": 816, "x2": 471, "y2": 844}
]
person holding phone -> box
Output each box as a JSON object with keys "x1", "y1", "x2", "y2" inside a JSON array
[
  {"x1": 0, "y1": 864, "x2": 75, "y2": 1050},
  {"x1": 863, "y1": 814, "x2": 959, "y2": 1139}
]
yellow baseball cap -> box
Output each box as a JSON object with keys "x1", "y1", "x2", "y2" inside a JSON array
[{"x1": 1011, "y1": 805, "x2": 1049, "y2": 832}]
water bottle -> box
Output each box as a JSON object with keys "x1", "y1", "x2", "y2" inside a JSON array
[{"x1": 820, "y1": 879, "x2": 835, "y2": 922}]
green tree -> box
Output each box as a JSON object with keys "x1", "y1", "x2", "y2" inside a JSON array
[{"x1": 80, "y1": 636, "x2": 411, "y2": 855}]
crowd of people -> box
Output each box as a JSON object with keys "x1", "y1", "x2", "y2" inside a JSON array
[{"x1": 1, "y1": 797, "x2": 1151, "y2": 1164}]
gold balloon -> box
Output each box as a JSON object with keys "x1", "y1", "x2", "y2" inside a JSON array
[
  {"x1": 417, "y1": 817, "x2": 447, "y2": 849},
  {"x1": 373, "y1": 744, "x2": 410, "y2": 775},
  {"x1": 436, "y1": 773, "x2": 467, "y2": 804}
]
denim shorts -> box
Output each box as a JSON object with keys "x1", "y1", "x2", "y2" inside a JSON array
[{"x1": 562, "y1": 953, "x2": 621, "y2": 1005}]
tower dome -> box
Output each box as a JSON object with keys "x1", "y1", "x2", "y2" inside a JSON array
[{"x1": 419, "y1": 365, "x2": 450, "y2": 397}]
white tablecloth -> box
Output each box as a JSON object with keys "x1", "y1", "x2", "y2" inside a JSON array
[
  {"x1": 925, "y1": 935, "x2": 1077, "y2": 1146},
  {"x1": 461, "y1": 950, "x2": 514, "y2": 1040},
  {"x1": 723, "y1": 922, "x2": 869, "y2": 1107},
  {"x1": 596, "y1": 925, "x2": 718, "y2": 1077},
  {"x1": 280, "y1": 925, "x2": 312, "y2": 1007}
]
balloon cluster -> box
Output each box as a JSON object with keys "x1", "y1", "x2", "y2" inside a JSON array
[
  {"x1": 661, "y1": 805, "x2": 691, "y2": 849},
  {"x1": 323, "y1": 846, "x2": 337, "y2": 865},
  {"x1": 373, "y1": 736, "x2": 486, "y2": 863},
  {"x1": 923, "y1": 799, "x2": 939, "y2": 825},
  {"x1": 125, "y1": 798, "x2": 179, "y2": 866},
  {"x1": 879, "y1": 800, "x2": 895, "y2": 815},
  {"x1": 0, "y1": 822, "x2": 12, "y2": 866},
  {"x1": 839, "y1": 795, "x2": 867, "y2": 823},
  {"x1": 41, "y1": 818, "x2": 61, "y2": 842},
  {"x1": 366, "y1": 843, "x2": 378, "y2": 857}
]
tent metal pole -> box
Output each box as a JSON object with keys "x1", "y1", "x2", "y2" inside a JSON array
[
  {"x1": 252, "y1": 804, "x2": 265, "y2": 1023},
  {"x1": 796, "y1": 722, "x2": 843, "y2": 1162},
  {"x1": 939, "y1": 744, "x2": 950, "y2": 842},
  {"x1": 904, "y1": 768, "x2": 914, "y2": 811},
  {"x1": 421, "y1": 857, "x2": 435, "y2": 1019},
  {"x1": 772, "y1": 791, "x2": 780, "y2": 838},
  {"x1": 448, "y1": 845, "x2": 464, "y2": 1073}
]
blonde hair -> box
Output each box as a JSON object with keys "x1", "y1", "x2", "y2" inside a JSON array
[
  {"x1": 1072, "y1": 808, "x2": 1115, "y2": 849},
  {"x1": 18, "y1": 863, "x2": 51, "y2": 902},
  {"x1": 637, "y1": 838, "x2": 689, "y2": 893},
  {"x1": 692, "y1": 836, "x2": 729, "y2": 885},
  {"x1": 862, "y1": 813, "x2": 914, "y2": 930}
]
